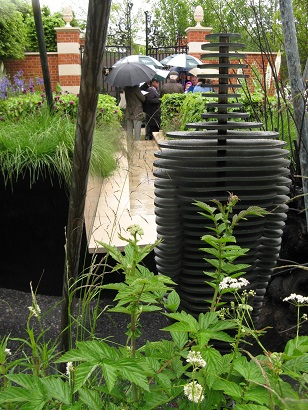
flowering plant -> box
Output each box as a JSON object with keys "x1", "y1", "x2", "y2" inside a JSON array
[
  {"x1": 0, "y1": 70, "x2": 44, "y2": 100},
  {"x1": 0, "y1": 196, "x2": 307, "y2": 409},
  {"x1": 0, "y1": 70, "x2": 122, "y2": 125}
]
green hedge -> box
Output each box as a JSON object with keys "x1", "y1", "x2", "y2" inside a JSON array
[{"x1": 0, "y1": 92, "x2": 122, "y2": 125}]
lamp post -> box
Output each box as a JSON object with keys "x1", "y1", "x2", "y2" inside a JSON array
[
  {"x1": 127, "y1": 2, "x2": 133, "y2": 53},
  {"x1": 145, "y1": 11, "x2": 150, "y2": 55}
]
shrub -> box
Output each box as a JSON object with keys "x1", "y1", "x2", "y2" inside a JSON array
[
  {"x1": 0, "y1": 71, "x2": 122, "y2": 125},
  {"x1": 160, "y1": 93, "x2": 186, "y2": 132}
]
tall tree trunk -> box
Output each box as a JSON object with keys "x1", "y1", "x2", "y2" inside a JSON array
[
  {"x1": 279, "y1": 0, "x2": 308, "y2": 227},
  {"x1": 60, "y1": 0, "x2": 112, "y2": 355}
]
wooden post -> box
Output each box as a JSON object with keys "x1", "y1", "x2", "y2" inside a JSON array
[
  {"x1": 279, "y1": 0, "x2": 308, "y2": 228},
  {"x1": 60, "y1": 0, "x2": 112, "y2": 354}
]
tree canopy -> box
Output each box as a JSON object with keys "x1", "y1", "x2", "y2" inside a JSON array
[
  {"x1": 0, "y1": 0, "x2": 83, "y2": 59},
  {"x1": 147, "y1": 0, "x2": 307, "y2": 70},
  {"x1": 0, "y1": 0, "x2": 27, "y2": 59}
]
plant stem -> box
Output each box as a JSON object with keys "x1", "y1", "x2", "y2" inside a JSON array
[{"x1": 210, "y1": 243, "x2": 223, "y2": 312}]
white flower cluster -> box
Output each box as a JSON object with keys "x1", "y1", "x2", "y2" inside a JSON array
[
  {"x1": 66, "y1": 361, "x2": 74, "y2": 375},
  {"x1": 283, "y1": 293, "x2": 308, "y2": 305},
  {"x1": 186, "y1": 350, "x2": 207, "y2": 368},
  {"x1": 28, "y1": 305, "x2": 41, "y2": 318},
  {"x1": 28, "y1": 282, "x2": 41, "y2": 318},
  {"x1": 238, "y1": 303, "x2": 253, "y2": 312},
  {"x1": 126, "y1": 224, "x2": 144, "y2": 237},
  {"x1": 184, "y1": 381, "x2": 204, "y2": 403},
  {"x1": 4, "y1": 348, "x2": 11, "y2": 356},
  {"x1": 219, "y1": 277, "x2": 250, "y2": 291}
]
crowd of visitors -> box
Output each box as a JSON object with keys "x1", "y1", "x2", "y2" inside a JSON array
[{"x1": 122, "y1": 69, "x2": 215, "y2": 140}]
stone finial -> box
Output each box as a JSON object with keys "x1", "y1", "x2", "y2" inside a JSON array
[
  {"x1": 194, "y1": 6, "x2": 204, "y2": 27},
  {"x1": 62, "y1": 5, "x2": 73, "y2": 27}
]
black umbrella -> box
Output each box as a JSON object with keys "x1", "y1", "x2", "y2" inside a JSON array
[{"x1": 105, "y1": 62, "x2": 156, "y2": 87}]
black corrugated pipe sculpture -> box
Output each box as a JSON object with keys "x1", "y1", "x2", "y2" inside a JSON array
[{"x1": 154, "y1": 33, "x2": 290, "y2": 321}]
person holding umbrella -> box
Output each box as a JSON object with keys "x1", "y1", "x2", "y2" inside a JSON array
[
  {"x1": 144, "y1": 78, "x2": 161, "y2": 140},
  {"x1": 105, "y1": 61, "x2": 156, "y2": 141},
  {"x1": 124, "y1": 85, "x2": 146, "y2": 141},
  {"x1": 160, "y1": 71, "x2": 184, "y2": 96}
]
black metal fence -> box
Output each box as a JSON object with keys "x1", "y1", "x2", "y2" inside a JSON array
[
  {"x1": 100, "y1": 47, "x2": 130, "y2": 100},
  {"x1": 80, "y1": 41, "x2": 187, "y2": 102},
  {"x1": 148, "y1": 44, "x2": 188, "y2": 63}
]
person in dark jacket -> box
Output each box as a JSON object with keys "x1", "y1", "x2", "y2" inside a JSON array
[
  {"x1": 144, "y1": 78, "x2": 161, "y2": 140},
  {"x1": 124, "y1": 85, "x2": 145, "y2": 140},
  {"x1": 160, "y1": 71, "x2": 184, "y2": 96}
]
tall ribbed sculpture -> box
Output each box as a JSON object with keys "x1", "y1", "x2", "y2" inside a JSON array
[{"x1": 154, "y1": 34, "x2": 290, "y2": 320}]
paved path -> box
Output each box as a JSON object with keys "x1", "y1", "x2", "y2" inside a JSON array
[{"x1": 85, "y1": 132, "x2": 160, "y2": 252}]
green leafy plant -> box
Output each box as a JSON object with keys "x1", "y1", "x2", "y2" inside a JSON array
[
  {"x1": 0, "y1": 87, "x2": 122, "y2": 125},
  {"x1": 0, "y1": 196, "x2": 307, "y2": 409},
  {"x1": 195, "y1": 194, "x2": 268, "y2": 311},
  {"x1": 160, "y1": 93, "x2": 186, "y2": 132}
]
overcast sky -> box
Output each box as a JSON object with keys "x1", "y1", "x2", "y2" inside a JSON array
[
  {"x1": 40, "y1": 0, "x2": 87, "y2": 17},
  {"x1": 40, "y1": 0, "x2": 147, "y2": 18}
]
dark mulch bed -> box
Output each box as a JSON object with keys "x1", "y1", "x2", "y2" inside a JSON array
[{"x1": 0, "y1": 288, "x2": 172, "y2": 356}]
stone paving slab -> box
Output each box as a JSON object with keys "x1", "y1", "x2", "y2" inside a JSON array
[{"x1": 85, "y1": 133, "x2": 161, "y2": 253}]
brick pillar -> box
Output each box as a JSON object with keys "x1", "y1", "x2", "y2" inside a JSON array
[
  {"x1": 55, "y1": 26, "x2": 81, "y2": 94},
  {"x1": 185, "y1": 6, "x2": 212, "y2": 61}
]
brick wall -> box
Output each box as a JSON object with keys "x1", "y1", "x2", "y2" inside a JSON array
[
  {"x1": 4, "y1": 53, "x2": 59, "y2": 92},
  {"x1": 186, "y1": 26, "x2": 277, "y2": 93}
]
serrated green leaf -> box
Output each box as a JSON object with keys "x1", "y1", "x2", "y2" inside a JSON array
[
  {"x1": 5, "y1": 374, "x2": 38, "y2": 391},
  {"x1": 57, "y1": 340, "x2": 120, "y2": 364},
  {"x1": 283, "y1": 336, "x2": 308, "y2": 358},
  {"x1": 141, "y1": 305, "x2": 162, "y2": 312},
  {"x1": 201, "y1": 235, "x2": 221, "y2": 248},
  {"x1": 212, "y1": 378, "x2": 243, "y2": 398},
  {"x1": 244, "y1": 386, "x2": 271, "y2": 405},
  {"x1": 78, "y1": 386, "x2": 102, "y2": 410},
  {"x1": 235, "y1": 404, "x2": 269, "y2": 410},
  {"x1": 101, "y1": 362, "x2": 119, "y2": 392},
  {"x1": 117, "y1": 359, "x2": 150, "y2": 391},
  {"x1": 98, "y1": 242, "x2": 124, "y2": 264},
  {"x1": 155, "y1": 372, "x2": 172, "y2": 392},
  {"x1": 74, "y1": 363, "x2": 99, "y2": 392},
  {"x1": 102, "y1": 283, "x2": 128, "y2": 291},
  {"x1": 163, "y1": 311, "x2": 199, "y2": 333},
  {"x1": 194, "y1": 201, "x2": 216, "y2": 215},
  {"x1": 165, "y1": 290, "x2": 180, "y2": 312},
  {"x1": 62, "y1": 403, "x2": 84, "y2": 409},
  {"x1": 210, "y1": 320, "x2": 237, "y2": 332},
  {"x1": 19, "y1": 400, "x2": 46, "y2": 410},
  {"x1": 233, "y1": 356, "x2": 265, "y2": 384},
  {"x1": 42, "y1": 376, "x2": 72, "y2": 405},
  {"x1": 105, "y1": 402, "x2": 123, "y2": 410},
  {"x1": 0, "y1": 387, "x2": 34, "y2": 404},
  {"x1": 198, "y1": 312, "x2": 219, "y2": 329},
  {"x1": 107, "y1": 305, "x2": 131, "y2": 314},
  {"x1": 0, "y1": 376, "x2": 48, "y2": 409},
  {"x1": 201, "y1": 347, "x2": 222, "y2": 377},
  {"x1": 202, "y1": 388, "x2": 225, "y2": 410},
  {"x1": 145, "y1": 356, "x2": 161, "y2": 372},
  {"x1": 283, "y1": 354, "x2": 308, "y2": 373},
  {"x1": 170, "y1": 330, "x2": 188, "y2": 349},
  {"x1": 139, "y1": 390, "x2": 171, "y2": 410},
  {"x1": 162, "y1": 321, "x2": 198, "y2": 333},
  {"x1": 198, "y1": 329, "x2": 234, "y2": 345}
]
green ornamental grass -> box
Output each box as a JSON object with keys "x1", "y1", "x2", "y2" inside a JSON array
[{"x1": 0, "y1": 109, "x2": 123, "y2": 188}]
